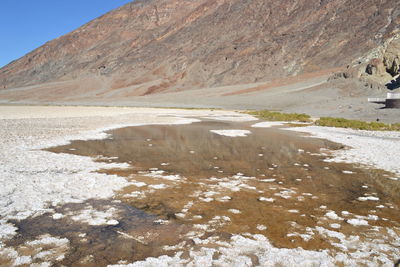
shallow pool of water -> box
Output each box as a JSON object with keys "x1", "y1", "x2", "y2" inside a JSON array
[{"x1": 6, "y1": 120, "x2": 399, "y2": 265}]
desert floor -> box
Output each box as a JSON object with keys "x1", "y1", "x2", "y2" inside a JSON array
[
  {"x1": 1, "y1": 72, "x2": 399, "y2": 123},
  {"x1": 0, "y1": 106, "x2": 399, "y2": 266}
]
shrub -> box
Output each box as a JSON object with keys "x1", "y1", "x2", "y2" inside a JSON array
[
  {"x1": 246, "y1": 110, "x2": 311, "y2": 122},
  {"x1": 316, "y1": 117, "x2": 400, "y2": 131}
]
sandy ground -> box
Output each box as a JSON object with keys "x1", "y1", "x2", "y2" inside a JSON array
[
  {"x1": 0, "y1": 106, "x2": 399, "y2": 266},
  {"x1": 0, "y1": 74, "x2": 399, "y2": 123}
]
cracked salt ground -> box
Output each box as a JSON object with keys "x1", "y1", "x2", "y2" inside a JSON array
[{"x1": 7, "y1": 120, "x2": 400, "y2": 266}]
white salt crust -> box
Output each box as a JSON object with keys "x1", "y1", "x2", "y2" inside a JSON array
[
  {"x1": 1, "y1": 108, "x2": 399, "y2": 266},
  {"x1": 251, "y1": 121, "x2": 286, "y2": 128},
  {"x1": 108, "y1": 230, "x2": 400, "y2": 267},
  {"x1": 201, "y1": 115, "x2": 257, "y2": 122},
  {"x1": 286, "y1": 126, "x2": 400, "y2": 177},
  {"x1": 210, "y1": 129, "x2": 252, "y2": 137},
  {"x1": 0, "y1": 108, "x2": 211, "y2": 244},
  {"x1": 69, "y1": 206, "x2": 120, "y2": 226},
  {"x1": 0, "y1": 234, "x2": 70, "y2": 266}
]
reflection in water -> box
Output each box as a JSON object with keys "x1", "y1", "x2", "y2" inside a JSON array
[{"x1": 7, "y1": 120, "x2": 400, "y2": 265}]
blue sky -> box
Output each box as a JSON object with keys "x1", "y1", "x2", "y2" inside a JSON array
[{"x1": 0, "y1": 0, "x2": 133, "y2": 68}]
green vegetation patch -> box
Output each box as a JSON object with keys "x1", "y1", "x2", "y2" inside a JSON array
[
  {"x1": 246, "y1": 110, "x2": 312, "y2": 122},
  {"x1": 245, "y1": 110, "x2": 400, "y2": 131},
  {"x1": 316, "y1": 117, "x2": 400, "y2": 131}
]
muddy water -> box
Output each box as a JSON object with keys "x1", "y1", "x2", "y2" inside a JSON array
[
  {"x1": 4, "y1": 199, "x2": 191, "y2": 266},
  {"x1": 7, "y1": 120, "x2": 400, "y2": 265}
]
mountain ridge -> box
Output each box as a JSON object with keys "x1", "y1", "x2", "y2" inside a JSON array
[{"x1": 1, "y1": 0, "x2": 399, "y2": 94}]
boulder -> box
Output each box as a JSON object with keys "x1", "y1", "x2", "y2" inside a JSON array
[
  {"x1": 383, "y1": 38, "x2": 400, "y2": 76},
  {"x1": 366, "y1": 58, "x2": 386, "y2": 76}
]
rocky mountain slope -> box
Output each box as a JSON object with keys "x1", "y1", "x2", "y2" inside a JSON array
[{"x1": 0, "y1": 0, "x2": 399, "y2": 96}]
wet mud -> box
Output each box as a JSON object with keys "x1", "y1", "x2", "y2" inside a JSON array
[{"x1": 4, "y1": 200, "x2": 190, "y2": 266}]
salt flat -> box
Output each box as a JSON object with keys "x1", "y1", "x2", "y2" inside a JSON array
[
  {"x1": 0, "y1": 105, "x2": 398, "y2": 266},
  {"x1": 0, "y1": 106, "x2": 250, "y2": 241}
]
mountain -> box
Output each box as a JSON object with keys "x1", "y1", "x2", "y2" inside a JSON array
[{"x1": 0, "y1": 0, "x2": 399, "y2": 117}]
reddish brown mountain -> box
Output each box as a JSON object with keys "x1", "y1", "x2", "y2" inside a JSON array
[{"x1": 0, "y1": 0, "x2": 399, "y2": 97}]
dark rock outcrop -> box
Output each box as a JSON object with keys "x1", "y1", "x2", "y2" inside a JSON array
[{"x1": 383, "y1": 38, "x2": 400, "y2": 76}]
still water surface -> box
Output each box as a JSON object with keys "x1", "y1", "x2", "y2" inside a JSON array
[{"x1": 5, "y1": 120, "x2": 399, "y2": 266}]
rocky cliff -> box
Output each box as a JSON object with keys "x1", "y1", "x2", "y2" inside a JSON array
[{"x1": 0, "y1": 0, "x2": 399, "y2": 94}]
